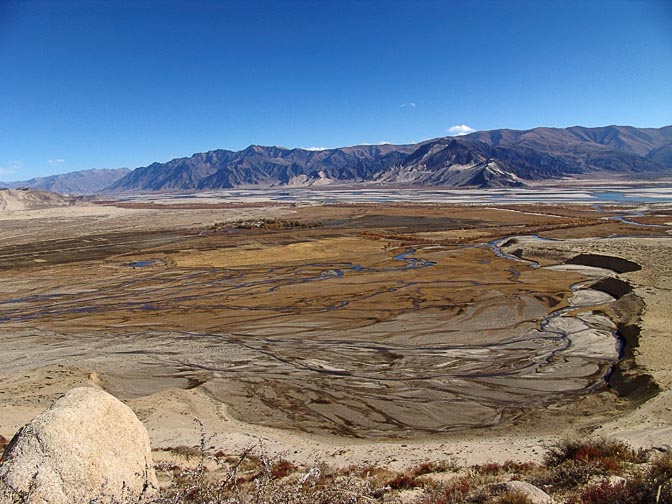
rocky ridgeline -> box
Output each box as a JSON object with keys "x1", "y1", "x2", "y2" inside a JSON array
[{"x1": 0, "y1": 387, "x2": 158, "y2": 504}]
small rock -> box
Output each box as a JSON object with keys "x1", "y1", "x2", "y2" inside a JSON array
[
  {"x1": 0, "y1": 387, "x2": 158, "y2": 503},
  {"x1": 608, "y1": 475, "x2": 626, "y2": 486}
]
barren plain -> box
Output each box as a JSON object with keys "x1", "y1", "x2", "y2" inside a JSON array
[{"x1": 1, "y1": 192, "x2": 671, "y2": 468}]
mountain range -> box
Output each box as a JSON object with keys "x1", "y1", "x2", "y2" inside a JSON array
[
  {"x1": 1, "y1": 168, "x2": 130, "y2": 195},
  {"x1": 107, "y1": 125, "x2": 672, "y2": 192},
  {"x1": 4, "y1": 125, "x2": 671, "y2": 195}
]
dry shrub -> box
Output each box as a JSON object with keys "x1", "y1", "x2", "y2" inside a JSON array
[
  {"x1": 385, "y1": 471, "x2": 421, "y2": 490},
  {"x1": 531, "y1": 459, "x2": 598, "y2": 493},
  {"x1": 534, "y1": 444, "x2": 672, "y2": 503},
  {"x1": 580, "y1": 479, "x2": 630, "y2": 504},
  {"x1": 501, "y1": 461, "x2": 538, "y2": 475},
  {"x1": 529, "y1": 438, "x2": 647, "y2": 494},
  {"x1": 620, "y1": 452, "x2": 672, "y2": 504},
  {"x1": 270, "y1": 459, "x2": 295, "y2": 479},
  {"x1": 415, "y1": 476, "x2": 471, "y2": 504},
  {"x1": 156, "y1": 443, "x2": 389, "y2": 504},
  {"x1": 475, "y1": 462, "x2": 503, "y2": 476},
  {"x1": 347, "y1": 464, "x2": 396, "y2": 487},
  {"x1": 544, "y1": 438, "x2": 644, "y2": 468},
  {"x1": 412, "y1": 460, "x2": 457, "y2": 476}
]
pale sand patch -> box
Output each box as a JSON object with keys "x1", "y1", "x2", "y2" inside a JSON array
[
  {"x1": 0, "y1": 363, "x2": 552, "y2": 469},
  {"x1": 132, "y1": 387, "x2": 554, "y2": 470},
  {"x1": 0, "y1": 366, "x2": 102, "y2": 438},
  {"x1": 0, "y1": 202, "x2": 132, "y2": 220},
  {"x1": 567, "y1": 289, "x2": 615, "y2": 307},
  {"x1": 594, "y1": 390, "x2": 672, "y2": 449},
  {"x1": 0, "y1": 204, "x2": 293, "y2": 247},
  {"x1": 544, "y1": 264, "x2": 617, "y2": 278}
]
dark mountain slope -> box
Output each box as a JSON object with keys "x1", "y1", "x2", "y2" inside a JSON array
[
  {"x1": 646, "y1": 143, "x2": 672, "y2": 166},
  {"x1": 106, "y1": 144, "x2": 415, "y2": 192},
  {"x1": 106, "y1": 125, "x2": 672, "y2": 192}
]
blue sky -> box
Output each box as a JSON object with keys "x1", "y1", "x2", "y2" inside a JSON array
[{"x1": 1, "y1": 0, "x2": 671, "y2": 181}]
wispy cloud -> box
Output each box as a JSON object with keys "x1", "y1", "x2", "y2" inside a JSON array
[
  {"x1": 400, "y1": 102, "x2": 417, "y2": 108},
  {"x1": 0, "y1": 160, "x2": 22, "y2": 178},
  {"x1": 48, "y1": 159, "x2": 65, "y2": 166},
  {"x1": 303, "y1": 146, "x2": 330, "y2": 151},
  {"x1": 446, "y1": 124, "x2": 476, "y2": 136}
]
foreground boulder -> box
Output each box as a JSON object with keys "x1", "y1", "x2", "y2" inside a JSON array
[{"x1": 0, "y1": 387, "x2": 158, "y2": 503}]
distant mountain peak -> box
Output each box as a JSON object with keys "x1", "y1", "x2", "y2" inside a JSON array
[{"x1": 103, "y1": 125, "x2": 672, "y2": 193}]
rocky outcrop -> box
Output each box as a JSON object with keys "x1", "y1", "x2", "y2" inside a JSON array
[{"x1": 0, "y1": 387, "x2": 157, "y2": 504}]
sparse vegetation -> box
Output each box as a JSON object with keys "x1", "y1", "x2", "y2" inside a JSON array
[
  {"x1": 384, "y1": 470, "x2": 421, "y2": 490},
  {"x1": 544, "y1": 438, "x2": 646, "y2": 467},
  {"x1": 4, "y1": 420, "x2": 672, "y2": 503},
  {"x1": 209, "y1": 218, "x2": 323, "y2": 232},
  {"x1": 144, "y1": 439, "x2": 672, "y2": 504},
  {"x1": 411, "y1": 460, "x2": 458, "y2": 476},
  {"x1": 154, "y1": 444, "x2": 386, "y2": 504}
]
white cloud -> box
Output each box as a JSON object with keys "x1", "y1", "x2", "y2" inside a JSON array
[
  {"x1": 447, "y1": 124, "x2": 476, "y2": 136},
  {"x1": 401, "y1": 102, "x2": 417, "y2": 108},
  {"x1": 0, "y1": 160, "x2": 22, "y2": 178},
  {"x1": 303, "y1": 146, "x2": 330, "y2": 151},
  {"x1": 48, "y1": 159, "x2": 65, "y2": 166}
]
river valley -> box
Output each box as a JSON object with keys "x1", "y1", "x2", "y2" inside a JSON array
[{"x1": 1, "y1": 196, "x2": 671, "y2": 465}]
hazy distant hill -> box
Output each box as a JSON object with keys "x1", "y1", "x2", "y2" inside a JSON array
[
  {"x1": 103, "y1": 125, "x2": 672, "y2": 192},
  {"x1": 1, "y1": 168, "x2": 130, "y2": 195},
  {"x1": 0, "y1": 188, "x2": 84, "y2": 211}
]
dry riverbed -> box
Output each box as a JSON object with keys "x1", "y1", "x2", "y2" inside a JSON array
[{"x1": 1, "y1": 199, "x2": 671, "y2": 468}]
